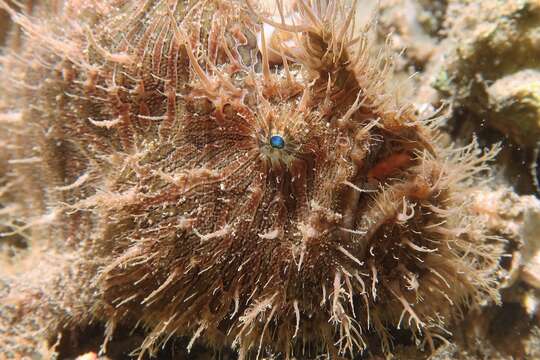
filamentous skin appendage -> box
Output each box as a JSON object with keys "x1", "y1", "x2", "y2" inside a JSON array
[{"x1": 0, "y1": 0, "x2": 503, "y2": 358}]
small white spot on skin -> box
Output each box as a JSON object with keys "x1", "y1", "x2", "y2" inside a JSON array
[
  {"x1": 54, "y1": 172, "x2": 90, "y2": 191},
  {"x1": 176, "y1": 217, "x2": 195, "y2": 230},
  {"x1": 193, "y1": 224, "x2": 230, "y2": 242},
  {"x1": 293, "y1": 300, "x2": 300, "y2": 338},
  {"x1": 75, "y1": 352, "x2": 99, "y2": 360},
  {"x1": 88, "y1": 116, "x2": 121, "y2": 129},
  {"x1": 258, "y1": 228, "x2": 280, "y2": 239},
  {"x1": 298, "y1": 222, "x2": 318, "y2": 239},
  {"x1": 338, "y1": 227, "x2": 367, "y2": 235},
  {"x1": 8, "y1": 156, "x2": 42, "y2": 164},
  {"x1": 404, "y1": 272, "x2": 419, "y2": 291},
  {"x1": 0, "y1": 111, "x2": 22, "y2": 123}
]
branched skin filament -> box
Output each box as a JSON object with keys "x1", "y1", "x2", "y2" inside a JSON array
[{"x1": 0, "y1": 0, "x2": 503, "y2": 359}]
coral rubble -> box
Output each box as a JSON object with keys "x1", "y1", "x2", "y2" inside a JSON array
[{"x1": 0, "y1": 1, "x2": 511, "y2": 359}]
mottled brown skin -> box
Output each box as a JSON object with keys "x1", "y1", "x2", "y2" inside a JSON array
[{"x1": 0, "y1": 1, "x2": 502, "y2": 359}]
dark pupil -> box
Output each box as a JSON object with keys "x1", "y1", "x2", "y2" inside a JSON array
[{"x1": 270, "y1": 135, "x2": 285, "y2": 149}]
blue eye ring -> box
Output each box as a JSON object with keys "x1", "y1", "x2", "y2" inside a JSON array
[{"x1": 270, "y1": 134, "x2": 285, "y2": 149}]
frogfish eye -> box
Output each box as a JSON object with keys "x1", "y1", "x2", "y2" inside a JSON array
[{"x1": 270, "y1": 134, "x2": 285, "y2": 149}]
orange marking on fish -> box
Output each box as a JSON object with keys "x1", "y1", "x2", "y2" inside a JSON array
[{"x1": 368, "y1": 152, "x2": 413, "y2": 180}]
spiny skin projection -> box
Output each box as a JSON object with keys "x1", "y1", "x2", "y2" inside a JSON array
[{"x1": 0, "y1": 0, "x2": 503, "y2": 358}]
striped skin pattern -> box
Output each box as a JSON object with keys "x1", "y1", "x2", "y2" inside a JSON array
[{"x1": 0, "y1": 1, "x2": 502, "y2": 358}]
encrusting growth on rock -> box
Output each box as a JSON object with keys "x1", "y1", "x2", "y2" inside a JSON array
[{"x1": 0, "y1": 0, "x2": 504, "y2": 358}]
